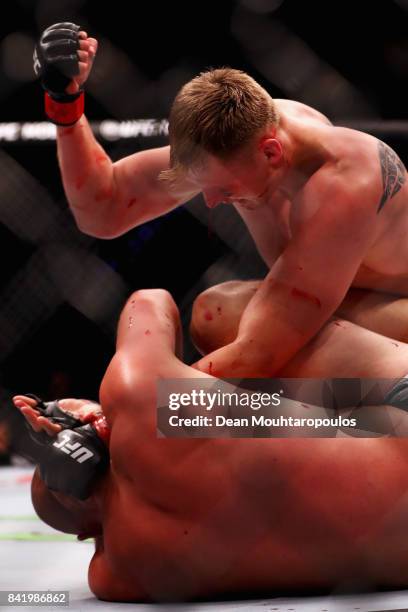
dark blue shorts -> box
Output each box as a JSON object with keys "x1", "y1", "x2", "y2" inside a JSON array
[{"x1": 384, "y1": 377, "x2": 408, "y2": 410}]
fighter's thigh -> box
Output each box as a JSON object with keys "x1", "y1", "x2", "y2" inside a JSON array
[{"x1": 335, "y1": 288, "x2": 408, "y2": 341}]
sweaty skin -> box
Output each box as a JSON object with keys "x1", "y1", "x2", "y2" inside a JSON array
[
  {"x1": 191, "y1": 102, "x2": 408, "y2": 376},
  {"x1": 57, "y1": 94, "x2": 408, "y2": 377},
  {"x1": 230, "y1": 101, "x2": 408, "y2": 285},
  {"x1": 190, "y1": 279, "x2": 408, "y2": 375},
  {"x1": 19, "y1": 289, "x2": 408, "y2": 602}
]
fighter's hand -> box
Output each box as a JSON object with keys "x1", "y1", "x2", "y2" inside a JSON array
[
  {"x1": 13, "y1": 395, "x2": 62, "y2": 437},
  {"x1": 34, "y1": 23, "x2": 98, "y2": 96},
  {"x1": 66, "y1": 31, "x2": 98, "y2": 94},
  {"x1": 13, "y1": 395, "x2": 102, "y2": 437},
  {"x1": 14, "y1": 394, "x2": 109, "y2": 501}
]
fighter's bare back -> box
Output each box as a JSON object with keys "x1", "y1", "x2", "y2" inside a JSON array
[
  {"x1": 84, "y1": 293, "x2": 408, "y2": 602},
  {"x1": 90, "y1": 374, "x2": 408, "y2": 601}
]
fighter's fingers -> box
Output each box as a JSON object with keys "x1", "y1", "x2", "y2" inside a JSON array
[
  {"x1": 13, "y1": 396, "x2": 38, "y2": 409},
  {"x1": 78, "y1": 30, "x2": 88, "y2": 39},
  {"x1": 17, "y1": 405, "x2": 61, "y2": 437},
  {"x1": 79, "y1": 39, "x2": 91, "y2": 51},
  {"x1": 37, "y1": 416, "x2": 62, "y2": 436},
  {"x1": 88, "y1": 39, "x2": 97, "y2": 56},
  {"x1": 77, "y1": 50, "x2": 89, "y2": 63},
  {"x1": 19, "y1": 407, "x2": 42, "y2": 432},
  {"x1": 19, "y1": 406, "x2": 40, "y2": 419},
  {"x1": 78, "y1": 38, "x2": 97, "y2": 52}
]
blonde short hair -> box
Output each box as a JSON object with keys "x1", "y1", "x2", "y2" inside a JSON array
[{"x1": 159, "y1": 67, "x2": 279, "y2": 188}]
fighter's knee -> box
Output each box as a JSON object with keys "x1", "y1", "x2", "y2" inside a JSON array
[
  {"x1": 190, "y1": 293, "x2": 218, "y2": 354},
  {"x1": 191, "y1": 289, "x2": 223, "y2": 334},
  {"x1": 190, "y1": 280, "x2": 261, "y2": 355},
  {"x1": 191, "y1": 287, "x2": 238, "y2": 355},
  {"x1": 191, "y1": 281, "x2": 239, "y2": 320},
  {"x1": 192, "y1": 288, "x2": 213, "y2": 318}
]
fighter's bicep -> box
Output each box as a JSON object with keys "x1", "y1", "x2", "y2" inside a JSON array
[{"x1": 275, "y1": 179, "x2": 377, "y2": 303}]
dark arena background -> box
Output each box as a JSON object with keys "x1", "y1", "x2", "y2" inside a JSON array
[{"x1": 0, "y1": 0, "x2": 408, "y2": 456}]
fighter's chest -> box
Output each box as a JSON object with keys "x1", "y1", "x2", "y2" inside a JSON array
[{"x1": 236, "y1": 200, "x2": 294, "y2": 267}]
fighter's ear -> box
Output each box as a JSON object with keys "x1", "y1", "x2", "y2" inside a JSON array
[
  {"x1": 260, "y1": 137, "x2": 283, "y2": 165},
  {"x1": 31, "y1": 466, "x2": 80, "y2": 534}
]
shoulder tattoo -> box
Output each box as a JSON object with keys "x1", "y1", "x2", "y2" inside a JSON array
[{"x1": 377, "y1": 141, "x2": 406, "y2": 212}]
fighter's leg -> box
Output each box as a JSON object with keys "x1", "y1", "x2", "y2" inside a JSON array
[
  {"x1": 278, "y1": 317, "x2": 408, "y2": 379},
  {"x1": 335, "y1": 288, "x2": 408, "y2": 343},
  {"x1": 190, "y1": 281, "x2": 408, "y2": 378},
  {"x1": 191, "y1": 281, "x2": 408, "y2": 356},
  {"x1": 190, "y1": 280, "x2": 260, "y2": 354}
]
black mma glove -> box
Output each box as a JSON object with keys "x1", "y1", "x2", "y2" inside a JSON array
[
  {"x1": 33, "y1": 22, "x2": 84, "y2": 126},
  {"x1": 23, "y1": 395, "x2": 110, "y2": 501}
]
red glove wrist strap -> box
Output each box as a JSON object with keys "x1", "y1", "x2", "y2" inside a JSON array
[{"x1": 44, "y1": 91, "x2": 84, "y2": 126}]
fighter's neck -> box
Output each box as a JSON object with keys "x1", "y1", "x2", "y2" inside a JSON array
[{"x1": 273, "y1": 114, "x2": 331, "y2": 199}]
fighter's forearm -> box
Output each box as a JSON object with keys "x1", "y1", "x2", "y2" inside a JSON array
[
  {"x1": 57, "y1": 116, "x2": 116, "y2": 237},
  {"x1": 192, "y1": 337, "x2": 273, "y2": 378},
  {"x1": 204, "y1": 274, "x2": 340, "y2": 377},
  {"x1": 193, "y1": 301, "x2": 333, "y2": 378}
]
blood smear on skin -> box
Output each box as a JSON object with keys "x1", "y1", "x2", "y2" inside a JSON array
[
  {"x1": 94, "y1": 152, "x2": 108, "y2": 164},
  {"x1": 60, "y1": 126, "x2": 76, "y2": 137},
  {"x1": 230, "y1": 359, "x2": 241, "y2": 371},
  {"x1": 75, "y1": 174, "x2": 89, "y2": 190},
  {"x1": 94, "y1": 187, "x2": 113, "y2": 202},
  {"x1": 291, "y1": 288, "x2": 321, "y2": 308}
]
